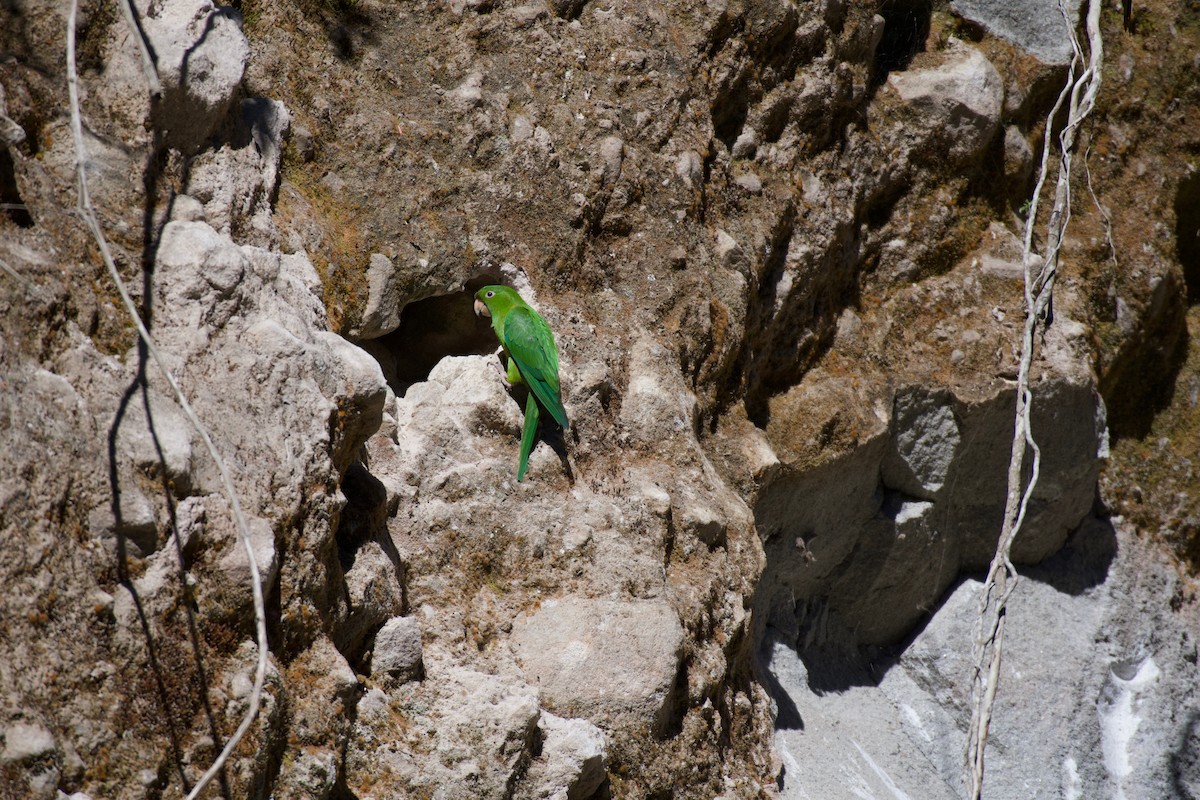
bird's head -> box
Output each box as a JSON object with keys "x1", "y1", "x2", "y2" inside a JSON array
[{"x1": 473, "y1": 285, "x2": 521, "y2": 319}]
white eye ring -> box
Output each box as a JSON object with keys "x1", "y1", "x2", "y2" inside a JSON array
[{"x1": 486, "y1": 290, "x2": 495, "y2": 298}]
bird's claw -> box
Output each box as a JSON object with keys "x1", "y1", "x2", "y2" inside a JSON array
[{"x1": 491, "y1": 357, "x2": 514, "y2": 390}]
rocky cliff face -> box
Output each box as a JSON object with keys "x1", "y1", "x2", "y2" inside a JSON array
[{"x1": 2, "y1": 0, "x2": 1199, "y2": 798}]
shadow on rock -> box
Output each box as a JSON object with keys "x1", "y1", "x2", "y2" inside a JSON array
[{"x1": 1021, "y1": 512, "x2": 1118, "y2": 596}]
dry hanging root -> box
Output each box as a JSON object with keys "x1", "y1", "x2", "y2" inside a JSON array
[
  {"x1": 65, "y1": 3, "x2": 269, "y2": 798},
  {"x1": 964, "y1": 1, "x2": 1104, "y2": 798}
]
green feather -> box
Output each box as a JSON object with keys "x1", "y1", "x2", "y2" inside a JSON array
[
  {"x1": 517, "y1": 392, "x2": 539, "y2": 481},
  {"x1": 475, "y1": 284, "x2": 569, "y2": 481},
  {"x1": 501, "y1": 307, "x2": 569, "y2": 430}
]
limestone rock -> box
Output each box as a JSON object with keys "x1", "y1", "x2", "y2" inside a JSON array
[
  {"x1": 887, "y1": 41, "x2": 1003, "y2": 167},
  {"x1": 883, "y1": 388, "x2": 961, "y2": 496},
  {"x1": 620, "y1": 338, "x2": 698, "y2": 447},
  {"x1": 511, "y1": 598, "x2": 684, "y2": 734},
  {"x1": 145, "y1": 0, "x2": 250, "y2": 153},
  {"x1": 951, "y1": 0, "x2": 1083, "y2": 64},
  {"x1": 766, "y1": 522, "x2": 1200, "y2": 800},
  {"x1": 186, "y1": 98, "x2": 291, "y2": 243},
  {"x1": 346, "y1": 663, "x2": 540, "y2": 798},
  {"x1": 371, "y1": 616, "x2": 424, "y2": 684},
  {"x1": 355, "y1": 253, "x2": 404, "y2": 339},
  {"x1": 100, "y1": 0, "x2": 250, "y2": 153},
  {"x1": 1, "y1": 722, "x2": 56, "y2": 764},
  {"x1": 519, "y1": 713, "x2": 608, "y2": 800}
]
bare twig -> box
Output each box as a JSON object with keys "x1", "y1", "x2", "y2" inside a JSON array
[
  {"x1": 0, "y1": 256, "x2": 39, "y2": 295},
  {"x1": 117, "y1": 0, "x2": 163, "y2": 97},
  {"x1": 965, "y1": 1, "x2": 1104, "y2": 797},
  {"x1": 66, "y1": 4, "x2": 268, "y2": 798},
  {"x1": 1084, "y1": 141, "x2": 1119, "y2": 268}
]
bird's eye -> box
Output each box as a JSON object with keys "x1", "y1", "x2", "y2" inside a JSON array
[{"x1": 486, "y1": 290, "x2": 495, "y2": 298}]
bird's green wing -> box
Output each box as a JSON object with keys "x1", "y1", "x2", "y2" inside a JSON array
[
  {"x1": 501, "y1": 305, "x2": 569, "y2": 429},
  {"x1": 517, "y1": 392, "x2": 539, "y2": 481}
]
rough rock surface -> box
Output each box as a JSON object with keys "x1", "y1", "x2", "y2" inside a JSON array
[
  {"x1": 511, "y1": 598, "x2": 685, "y2": 734},
  {"x1": 887, "y1": 40, "x2": 1004, "y2": 167},
  {"x1": 767, "y1": 518, "x2": 1200, "y2": 799},
  {"x1": 951, "y1": 0, "x2": 1084, "y2": 64},
  {"x1": 2, "y1": 0, "x2": 1200, "y2": 799}
]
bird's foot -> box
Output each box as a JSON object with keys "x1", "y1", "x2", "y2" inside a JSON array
[{"x1": 491, "y1": 358, "x2": 515, "y2": 390}]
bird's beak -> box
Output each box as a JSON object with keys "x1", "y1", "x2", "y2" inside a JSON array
[{"x1": 473, "y1": 298, "x2": 490, "y2": 318}]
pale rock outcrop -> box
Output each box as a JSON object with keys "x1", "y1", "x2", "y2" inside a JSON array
[
  {"x1": 1, "y1": 721, "x2": 56, "y2": 764},
  {"x1": 519, "y1": 713, "x2": 608, "y2": 800},
  {"x1": 767, "y1": 519, "x2": 1200, "y2": 800},
  {"x1": 511, "y1": 598, "x2": 685, "y2": 735},
  {"x1": 346, "y1": 662, "x2": 541, "y2": 799},
  {"x1": 355, "y1": 252, "x2": 405, "y2": 339},
  {"x1": 0, "y1": 721, "x2": 58, "y2": 799},
  {"x1": 117, "y1": 0, "x2": 249, "y2": 152},
  {"x1": 371, "y1": 615, "x2": 425, "y2": 684},
  {"x1": 884, "y1": 389, "x2": 961, "y2": 496},
  {"x1": 186, "y1": 98, "x2": 291, "y2": 243},
  {"x1": 887, "y1": 40, "x2": 1004, "y2": 167}
]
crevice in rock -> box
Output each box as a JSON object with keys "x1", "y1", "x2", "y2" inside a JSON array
[
  {"x1": 361, "y1": 272, "x2": 504, "y2": 397},
  {"x1": 739, "y1": 212, "x2": 858, "y2": 429},
  {"x1": 1176, "y1": 173, "x2": 1200, "y2": 304},
  {"x1": 332, "y1": 460, "x2": 404, "y2": 669},
  {"x1": 657, "y1": 657, "x2": 690, "y2": 740},
  {"x1": 712, "y1": 76, "x2": 752, "y2": 151},
  {"x1": 871, "y1": 0, "x2": 931, "y2": 84},
  {"x1": 0, "y1": 149, "x2": 33, "y2": 228},
  {"x1": 1099, "y1": 269, "x2": 1189, "y2": 439}
]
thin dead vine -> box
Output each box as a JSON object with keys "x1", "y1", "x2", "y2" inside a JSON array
[
  {"x1": 65, "y1": 3, "x2": 269, "y2": 798},
  {"x1": 964, "y1": 1, "x2": 1104, "y2": 797}
]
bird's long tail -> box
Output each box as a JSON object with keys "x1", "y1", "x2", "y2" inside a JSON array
[{"x1": 517, "y1": 392, "x2": 539, "y2": 482}]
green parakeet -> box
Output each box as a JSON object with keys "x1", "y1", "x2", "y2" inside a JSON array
[{"x1": 473, "y1": 285, "x2": 568, "y2": 481}]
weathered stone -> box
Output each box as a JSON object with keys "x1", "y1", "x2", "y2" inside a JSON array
[
  {"x1": 519, "y1": 713, "x2": 608, "y2": 800},
  {"x1": 216, "y1": 510, "x2": 279, "y2": 602},
  {"x1": 951, "y1": 0, "x2": 1083, "y2": 64},
  {"x1": 734, "y1": 172, "x2": 763, "y2": 194},
  {"x1": 87, "y1": 486, "x2": 158, "y2": 558},
  {"x1": 887, "y1": 41, "x2": 1003, "y2": 166},
  {"x1": 767, "y1": 521, "x2": 1200, "y2": 800},
  {"x1": 371, "y1": 616, "x2": 424, "y2": 684},
  {"x1": 346, "y1": 663, "x2": 540, "y2": 798},
  {"x1": 1, "y1": 722, "x2": 56, "y2": 764},
  {"x1": 1003, "y1": 125, "x2": 1033, "y2": 192},
  {"x1": 355, "y1": 253, "x2": 404, "y2": 339},
  {"x1": 977, "y1": 221, "x2": 1026, "y2": 280},
  {"x1": 511, "y1": 598, "x2": 684, "y2": 734},
  {"x1": 883, "y1": 388, "x2": 961, "y2": 496},
  {"x1": 186, "y1": 98, "x2": 291, "y2": 243},
  {"x1": 109, "y1": 0, "x2": 251, "y2": 153},
  {"x1": 598, "y1": 136, "x2": 624, "y2": 187}
]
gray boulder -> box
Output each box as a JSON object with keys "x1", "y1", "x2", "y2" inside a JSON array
[
  {"x1": 371, "y1": 615, "x2": 424, "y2": 684},
  {"x1": 951, "y1": 0, "x2": 1083, "y2": 64}
]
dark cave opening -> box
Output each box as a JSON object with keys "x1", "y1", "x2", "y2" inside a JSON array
[
  {"x1": 871, "y1": 0, "x2": 932, "y2": 84},
  {"x1": 0, "y1": 149, "x2": 33, "y2": 228},
  {"x1": 358, "y1": 273, "x2": 505, "y2": 397}
]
